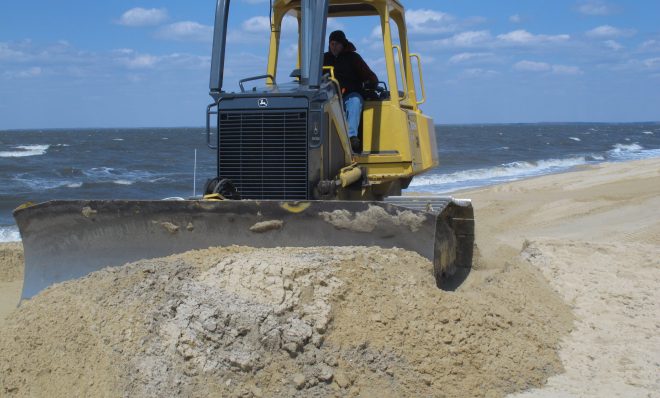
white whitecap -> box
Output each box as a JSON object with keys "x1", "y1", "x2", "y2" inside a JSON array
[
  {"x1": 569, "y1": 137, "x2": 581, "y2": 142},
  {"x1": 611, "y1": 143, "x2": 643, "y2": 152},
  {"x1": 67, "y1": 182, "x2": 83, "y2": 188},
  {"x1": 409, "y1": 156, "x2": 588, "y2": 190},
  {"x1": 112, "y1": 138, "x2": 124, "y2": 141},
  {"x1": 83, "y1": 167, "x2": 116, "y2": 178},
  {"x1": 113, "y1": 180, "x2": 135, "y2": 185},
  {"x1": 587, "y1": 154, "x2": 605, "y2": 161},
  {"x1": 642, "y1": 131, "x2": 653, "y2": 135},
  {"x1": 0, "y1": 144, "x2": 50, "y2": 158}
]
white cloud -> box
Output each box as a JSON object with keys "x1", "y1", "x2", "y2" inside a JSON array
[
  {"x1": 241, "y1": 15, "x2": 297, "y2": 34},
  {"x1": 640, "y1": 39, "x2": 660, "y2": 51},
  {"x1": 586, "y1": 25, "x2": 635, "y2": 38},
  {"x1": 432, "y1": 30, "x2": 493, "y2": 48},
  {"x1": 405, "y1": 9, "x2": 457, "y2": 34},
  {"x1": 448, "y1": 52, "x2": 497, "y2": 64},
  {"x1": 460, "y1": 68, "x2": 498, "y2": 78},
  {"x1": 604, "y1": 40, "x2": 623, "y2": 51},
  {"x1": 0, "y1": 42, "x2": 28, "y2": 61},
  {"x1": 112, "y1": 49, "x2": 159, "y2": 69},
  {"x1": 514, "y1": 60, "x2": 582, "y2": 75},
  {"x1": 577, "y1": 1, "x2": 616, "y2": 16},
  {"x1": 644, "y1": 57, "x2": 660, "y2": 69},
  {"x1": 242, "y1": 16, "x2": 271, "y2": 33},
  {"x1": 497, "y1": 30, "x2": 570, "y2": 45},
  {"x1": 428, "y1": 29, "x2": 570, "y2": 50},
  {"x1": 509, "y1": 14, "x2": 522, "y2": 23},
  {"x1": 125, "y1": 55, "x2": 159, "y2": 69},
  {"x1": 327, "y1": 18, "x2": 345, "y2": 32},
  {"x1": 514, "y1": 60, "x2": 551, "y2": 72},
  {"x1": 156, "y1": 22, "x2": 213, "y2": 42},
  {"x1": 112, "y1": 49, "x2": 210, "y2": 71},
  {"x1": 227, "y1": 15, "x2": 298, "y2": 45},
  {"x1": 639, "y1": 39, "x2": 660, "y2": 52},
  {"x1": 117, "y1": 8, "x2": 168, "y2": 27},
  {"x1": 4, "y1": 66, "x2": 42, "y2": 78},
  {"x1": 551, "y1": 65, "x2": 583, "y2": 75}
]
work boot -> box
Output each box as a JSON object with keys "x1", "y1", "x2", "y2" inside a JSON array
[{"x1": 350, "y1": 136, "x2": 362, "y2": 153}]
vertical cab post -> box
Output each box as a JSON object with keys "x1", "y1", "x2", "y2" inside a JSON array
[
  {"x1": 300, "y1": 0, "x2": 328, "y2": 88},
  {"x1": 210, "y1": 0, "x2": 230, "y2": 99}
]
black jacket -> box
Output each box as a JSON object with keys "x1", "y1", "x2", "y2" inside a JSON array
[{"x1": 323, "y1": 48, "x2": 378, "y2": 95}]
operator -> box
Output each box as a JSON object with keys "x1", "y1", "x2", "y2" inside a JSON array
[{"x1": 323, "y1": 30, "x2": 378, "y2": 153}]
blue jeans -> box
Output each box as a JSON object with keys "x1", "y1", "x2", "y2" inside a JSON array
[{"x1": 343, "y1": 92, "x2": 363, "y2": 138}]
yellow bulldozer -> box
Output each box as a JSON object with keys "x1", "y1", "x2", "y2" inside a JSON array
[{"x1": 14, "y1": 0, "x2": 474, "y2": 300}]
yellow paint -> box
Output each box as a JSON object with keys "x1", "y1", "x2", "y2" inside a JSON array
[
  {"x1": 202, "y1": 193, "x2": 225, "y2": 201},
  {"x1": 14, "y1": 202, "x2": 35, "y2": 211},
  {"x1": 280, "y1": 202, "x2": 312, "y2": 213}
]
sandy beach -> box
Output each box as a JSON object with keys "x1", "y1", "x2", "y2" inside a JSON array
[
  {"x1": 1, "y1": 158, "x2": 658, "y2": 397},
  {"x1": 465, "y1": 158, "x2": 660, "y2": 397}
]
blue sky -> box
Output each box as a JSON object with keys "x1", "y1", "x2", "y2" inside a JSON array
[{"x1": 1, "y1": 0, "x2": 659, "y2": 129}]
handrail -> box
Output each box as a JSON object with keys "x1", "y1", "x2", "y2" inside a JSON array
[
  {"x1": 322, "y1": 66, "x2": 344, "y2": 105},
  {"x1": 238, "y1": 74, "x2": 275, "y2": 92},
  {"x1": 410, "y1": 53, "x2": 426, "y2": 105},
  {"x1": 392, "y1": 45, "x2": 407, "y2": 100},
  {"x1": 322, "y1": 66, "x2": 335, "y2": 80},
  {"x1": 206, "y1": 99, "x2": 222, "y2": 150}
]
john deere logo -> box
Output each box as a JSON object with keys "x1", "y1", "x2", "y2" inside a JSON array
[{"x1": 257, "y1": 98, "x2": 269, "y2": 108}]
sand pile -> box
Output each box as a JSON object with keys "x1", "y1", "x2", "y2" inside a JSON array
[{"x1": 0, "y1": 245, "x2": 571, "y2": 397}]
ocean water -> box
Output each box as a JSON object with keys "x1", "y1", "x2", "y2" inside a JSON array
[{"x1": 1, "y1": 123, "x2": 659, "y2": 242}]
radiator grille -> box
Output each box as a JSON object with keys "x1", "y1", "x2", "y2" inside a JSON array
[{"x1": 218, "y1": 110, "x2": 308, "y2": 200}]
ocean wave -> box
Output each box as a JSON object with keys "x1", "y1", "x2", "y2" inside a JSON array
[
  {"x1": 611, "y1": 143, "x2": 643, "y2": 152},
  {"x1": 587, "y1": 154, "x2": 605, "y2": 161},
  {"x1": 569, "y1": 137, "x2": 581, "y2": 142},
  {"x1": 409, "y1": 156, "x2": 588, "y2": 189},
  {"x1": 112, "y1": 138, "x2": 124, "y2": 141},
  {"x1": 113, "y1": 180, "x2": 135, "y2": 185},
  {"x1": 0, "y1": 225, "x2": 20, "y2": 242},
  {"x1": 0, "y1": 144, "x2": 50, "y2": 158},
  {"x1": 83, "y1": 167, "x2": 155, "y2": 181},
  {"x1": 10, "y1": 167, "x2": 163, "y2": 191},
  {"x1": 642, "y1": 131, "x2": 653, "y2": 135},
  {"x1": 11, "y1": 175, "x2": 80, "y2": 191},
  {"x1": 607, "y1": 143, "x2": 660, "y2": 161}
]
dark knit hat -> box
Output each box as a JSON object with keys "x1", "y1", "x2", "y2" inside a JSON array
[{"x1": 329, "y1": 30, "x2": 349, "y2": 47}]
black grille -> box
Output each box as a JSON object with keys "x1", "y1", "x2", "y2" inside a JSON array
[{"x1": 218, "y1": 110, "x2": 308, "y2": 200}]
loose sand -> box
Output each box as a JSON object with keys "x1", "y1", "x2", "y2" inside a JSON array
[
  {"x1": 463, "y1": 158, "x2": 660, "y2": 397},
  {"x1": 0, "y1": 242, "x2": 22, "y2": 322},
  {"x1": 1, "y1": 158, "x2": 659, "y2": 397}
]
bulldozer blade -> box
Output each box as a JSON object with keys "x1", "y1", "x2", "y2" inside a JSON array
[{"x1": 14, "y1": 198, "x2": 474, "y2": 300}]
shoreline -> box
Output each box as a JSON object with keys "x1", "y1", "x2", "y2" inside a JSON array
[{"x1": 3, "y1": 157, "x2": 659, "y2": 244}]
